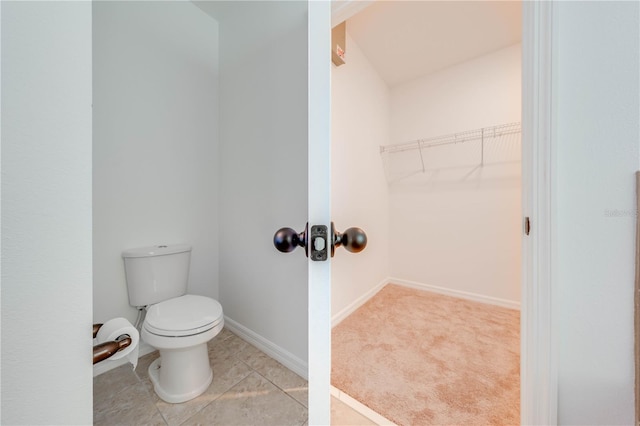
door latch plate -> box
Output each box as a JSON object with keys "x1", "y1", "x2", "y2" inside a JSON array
[{"x1": 309, "y1": 225, "x2": 328, "y2": 261}]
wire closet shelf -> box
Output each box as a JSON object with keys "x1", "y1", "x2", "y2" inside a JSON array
[
  {"x1": 379, "y1": 122, "x2": 521, "y2": 181},
  {"x1": 380, "y1": 122, "x2": 521, "y2": 155}
]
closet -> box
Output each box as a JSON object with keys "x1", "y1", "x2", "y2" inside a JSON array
[{"x1": 330, "y1": 2, "x2": 522, "y2": 424}]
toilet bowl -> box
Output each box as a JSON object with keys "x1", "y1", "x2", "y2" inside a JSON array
[
  {"x1": 122, "y1": 244, "x2": 224, "y2": 404},
  {"x1": 142, "y1": 294, "x2": 224, "y2": 403}
]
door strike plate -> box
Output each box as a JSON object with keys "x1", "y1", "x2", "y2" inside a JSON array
[{"x1": 309, "y1": 225, "x2": 328, "y2": 261}]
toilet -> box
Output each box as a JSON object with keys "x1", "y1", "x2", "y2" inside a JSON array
[{"x1": 122, "y1": 244, "x2": 224, "y2": 403}]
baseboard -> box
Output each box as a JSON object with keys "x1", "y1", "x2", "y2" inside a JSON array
[
  {"x1": 332, "y1": 277, "x2": 519, "y2": 331},
  {"x1": 331, "y1": 386, "x2": 397, "y2": 425},
  {"x1": 93, "y1": 341, "x2": 156, "y2": 377},
  {"x1": 331, "y1": 278, "x2": 388, "y2": 327},
  {"x1": 95, "y1": 281, "x2": 514, "y2": 378},
  {"x1": 223, "y1": 316, "x2": 309, "y2": 380},
  {"x1": 94, "y1": 318, "x2": 308, "y2": 380},
  {"x1": 389, "y1": 277, "x2": 521, "y2": 311}
]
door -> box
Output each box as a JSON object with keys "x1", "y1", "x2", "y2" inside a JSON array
[
  {"x1": 308, "y1": 2, "x2": 332, "y2": 425},
  {"x1": 214, "y1": 1, "x2": 334, "y2": 424},
  {"x1": 211, "y1": 1, "x2": 333, "y2": 423},
  {"x1": 270, "y1": 4, "x2": 359, "y2": 424}
]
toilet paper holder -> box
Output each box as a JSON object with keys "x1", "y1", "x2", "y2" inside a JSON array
[{"x1": 93, "y1": 323, "x2": 133, "y2": 365}]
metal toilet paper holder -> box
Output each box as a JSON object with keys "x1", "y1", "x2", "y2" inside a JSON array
[{"x1": 93, "y1": 323, "x2": 132, "y2": 365}]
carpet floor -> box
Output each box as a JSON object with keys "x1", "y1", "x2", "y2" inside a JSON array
[{"x1": 332, "y1": 284, "x2": 520, "y2": 425}]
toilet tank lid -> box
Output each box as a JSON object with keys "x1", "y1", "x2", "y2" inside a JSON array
[{"x1": 122, "y1": 244, "x2": 191, "y2": 258}]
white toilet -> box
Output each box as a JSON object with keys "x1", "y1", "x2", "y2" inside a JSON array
[{"x1": 122, "y1": 244, "x2": 224, "y2": 403}]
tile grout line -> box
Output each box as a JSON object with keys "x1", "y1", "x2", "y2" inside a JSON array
[
  {"x1": 178, "y1": 370, "x2": 259, "y2": 426},
  {"x1": 177, "y1": 335, "x2": 272, "y2": 426},
  {"x1": 137, "y1": 377, "x2": 169, "y2": 426},
  {"x1": 225, "y1": 339, "x2": 309, "y2": 419},
  {"x1": 228, "y1": 336, "x2": 309, "y2": 411},
  {"x1": 230, "y1": 350, "x2": 306, "y2": 409},
  {"x1": 131, "y1": 353, "x2": 171, "y2": 426},
  {"x1": 129, "y1": 329, "x2": 307, "y2": 426},
  {"x1": 254, "y1": 360, "x2": 309, "y2": 409},
  {"x1": 177, "y1": 353, "x2": 254, "y2": 424},
  {"x1": 259, "y1": 373, "x2": 309, "y2": 411}
]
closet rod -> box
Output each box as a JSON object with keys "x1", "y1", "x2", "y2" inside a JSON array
[{"x1": 380, "y1": 122, "x2": 521, "y2": 155}]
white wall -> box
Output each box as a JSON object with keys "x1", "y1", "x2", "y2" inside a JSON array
[
  {"x1": 554, "y1": 2, "x2": 639, "y2": 424},
  {"x1": 214, "y1": 2, "x2": 309, "y2": 365},
  {"x1": 1, "y1": 2, "x2": 93, "y2": 423},
  {"x1": 331, "y1": 33, "x2": 390, "y2": 320},
  {"x1": 92, "y1": 2, "x2": 219, "y2": 324},
  {"x1": 388, "y1": 44, "x2": 522, "y2": 305}
]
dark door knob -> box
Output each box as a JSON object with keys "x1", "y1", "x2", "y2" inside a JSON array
[
  {"x1": 273, "y1": 223, "x2": 308, "y2": 256},
  {"x1": 273, "y1": 222, "x2": 366, "y2": 259},
  {"x1": 331, "y1": 222, "x2": 367, "y2": 257}
]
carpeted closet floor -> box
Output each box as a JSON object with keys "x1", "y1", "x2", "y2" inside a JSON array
[{"x1": 332, "y1": 284, "x2": 520, "y2": 426}]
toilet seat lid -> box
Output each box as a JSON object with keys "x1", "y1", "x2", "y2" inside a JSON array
[{"x1": 145, "y1": 294, "x2": 223, "y2": 337}]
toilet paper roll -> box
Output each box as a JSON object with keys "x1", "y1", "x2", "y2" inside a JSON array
[{"x1": 96, "y1": 317, "x2": 140, "y2": 370}]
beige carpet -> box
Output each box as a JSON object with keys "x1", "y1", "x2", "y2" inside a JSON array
[{"x1": 332, "y1": 284, "x2": 520, "y2": 425}]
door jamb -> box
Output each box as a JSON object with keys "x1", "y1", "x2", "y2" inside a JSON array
[{"x1": 521, "y1": 1, "x2": 557, "y2": 425}]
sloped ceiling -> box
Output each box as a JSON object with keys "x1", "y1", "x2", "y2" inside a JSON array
[{"x1": 345, "y1": 1, "x2": 522, "y2": 87}]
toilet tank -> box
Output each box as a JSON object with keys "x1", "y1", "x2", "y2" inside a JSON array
[{"x1": 122, "y1": 244, "x2": 191, "y2": 307}]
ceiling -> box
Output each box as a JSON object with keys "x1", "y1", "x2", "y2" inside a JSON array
[{"x1": 345, "y1": 1, "x2": 522, "y2": 88}]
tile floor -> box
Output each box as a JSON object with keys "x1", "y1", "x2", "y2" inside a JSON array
[
  {"x1": 94, "y1": 327, "x2": 374, "y2": 425},
  {"x1": 330, "y1": 398, "x2": 377, "y2": 426}
]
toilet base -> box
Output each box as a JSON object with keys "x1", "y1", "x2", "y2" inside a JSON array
[{"x1": 148, "y1": 343, "x2": 213, "y2": 404}]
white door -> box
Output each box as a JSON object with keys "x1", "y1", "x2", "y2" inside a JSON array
[
  {"x1": 274, "y1": 3, "x2": 367, "y2": 423},
  {"x1": 224, "y1": 1, "x2": 333, "y2": 424}
]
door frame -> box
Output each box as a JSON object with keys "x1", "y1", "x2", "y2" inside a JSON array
[
  {"x1": 327, "y1": 1, "x2": 557, "y2": 425},
  {"x1": 521, "y1": 1, "x2": 556, "y2": 424}
]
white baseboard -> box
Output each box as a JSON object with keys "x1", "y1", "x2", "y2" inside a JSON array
[
  {"x1": 389, "y1": 277, "x2": 521, "y2": 311},
  {"x1": 95, "y1": 280, "x2": 515, "y2": 379},
  {"x1": 331, "y1": 386, "x2": 397, "y2": 426},
  {"x1": 223, "y1": 316, "x2": 308, "y2": 380},
  {"x1": 331, "y1": 278, "x2": 388, "y2": 328},
  {"x1": 94, "y1": 318, "x2": 309, "y2": 381},
  {"x1": 331, "y1": 278, "x2": 519, "y2": 331},
  {"x1": 93, "y1": 341, "x2": 156, "y2": 377}
]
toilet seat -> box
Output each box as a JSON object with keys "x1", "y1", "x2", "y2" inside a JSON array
[{"x1": 144, "y1": 294, "x2": 223, "y2": 337}]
